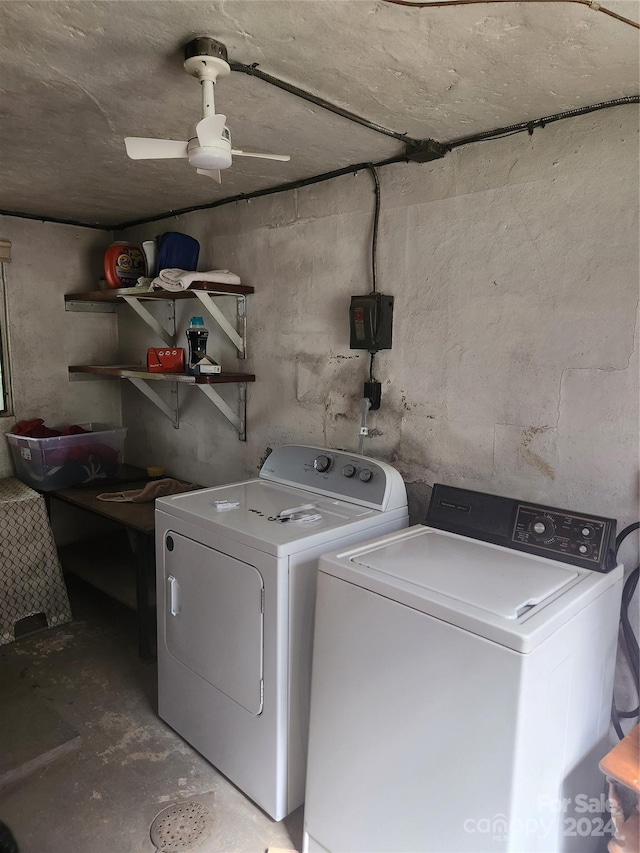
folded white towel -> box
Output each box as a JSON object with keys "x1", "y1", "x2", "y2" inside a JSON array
[{"x1": 151, "y1": 268, "x2": 242, "y2": 291}]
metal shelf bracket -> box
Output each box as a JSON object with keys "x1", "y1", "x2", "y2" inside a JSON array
[
  {"x1": 237, "y1": 295, "x2": 247, "y2": 360},
  {"x1": 127, "y1": 377, "x2": 179, "y2": 429},
  {"x1": 197, "y1": 382, "x2": 247, "y2": 441},
  {"x1": 122, "y1": 296, "x2": 176, "y2": 346},
  {"x1": 192, "y1": 291, "x2": 247, "y2": 358}
]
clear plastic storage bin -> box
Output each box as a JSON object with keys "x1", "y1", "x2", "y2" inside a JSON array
[{"x1": 6, "y1": 424, "x2": 127, "y2": 491}]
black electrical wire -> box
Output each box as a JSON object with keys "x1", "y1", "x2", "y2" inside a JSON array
[
  {"x1": 111, "y1": 155, "x2": 403, "y2": 231},
  {"x1": 382, "y1": 0, "x2": 640, "y2": 30},
  {"x1": 618, "y1": 525, "x2": 639, "y2": 693},
  {"x1": 363, "y1": 166, "x2": 381, "y2": 385},
  {"x1": 621, "y1": 566, "x2": 639, "y2": 682},
  {"x1": 448, "y1": 96, "x2": 639, "y2": 149},
  {"x1": 611, "y1": 704, "x2": 625, "y2": 741},
  {"x1": 612, "y1": 521, "x2": 640, "y2": 739},
  {"x1": 230, "y1": 62, "x2": 410, "y2": 143},
  {"x1": 366, "y1": 166, "x2": 381, "y2": 294},
  {"x1": 0, "y1": 209, "x2": 106, "y2": 231},
  {"x1": 367, "y1": 166, "x2": 380, "y2": 383},
  {"x1": 616, "y1": 522, "x2": 640, "y2": 557}
]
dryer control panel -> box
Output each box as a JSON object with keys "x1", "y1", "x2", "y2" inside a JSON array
[
  {"x1": 426, "y1": 484, "x2": 617, "y2": 572},
  {"x1": 259, "y1": 445, "x2": 407, "y2": 512}
]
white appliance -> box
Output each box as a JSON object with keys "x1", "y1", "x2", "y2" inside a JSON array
[
  {"x1": 303, "y1": 523, "x2": 623, "y2": 853},
  {"x1": 155, "y1": 445, "x2": 408, "y2": 821}
]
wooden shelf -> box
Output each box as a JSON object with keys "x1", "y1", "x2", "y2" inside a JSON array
[
  {"x1": 68, "y1": 365, "x2": 256, "y2": 384},
  {"x1": 65, "y1": 283, "x2": 250, "y2": 357},
  {"x1": 66, "y1": 283, "x2": 253, "y2": 441},
  {"x1": 65, "y1": 282, "x2": 254, "y2": 302},
  {"x1": 69, "y1": 365, "x2": 252, "y2": 439}
]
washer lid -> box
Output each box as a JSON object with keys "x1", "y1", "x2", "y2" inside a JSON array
[
  {"x1": 353, "y1": 531, "x2": 578, "y2": 620},
  {"x1": 324, "y1": 527, "x2": 623, "y2": 653}
]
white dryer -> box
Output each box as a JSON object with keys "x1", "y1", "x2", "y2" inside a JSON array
[
  {"x1": 303, "y1": 486, "x2": 623, "y2": 853},
  {"x1": 155, "y1": 445, "x2": 408, "y2": 821}
]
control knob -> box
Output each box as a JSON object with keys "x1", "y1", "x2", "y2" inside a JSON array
[
  {"x1": 578, "y1": 543, "x2": 593, "y2": 557},
  {"x1": 530, "y1": 516, "x2": 556, "y2": 541},
  {"x1": 580, "y1": 526, "x2": 595, "y2": 539},
  {"x1": 359, "y1": 469, "x2": 373, "y2": 482},
  {"x1": 314, "y1": 455, "x2": 331, "y2": 473},
  {"x1": 342, "y1": 464, "x2": 356, "y2": 478}
]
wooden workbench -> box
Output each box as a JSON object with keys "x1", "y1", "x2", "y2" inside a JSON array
[{"x1": 52, "y1": 480, "x2": 157, "y2": 660}]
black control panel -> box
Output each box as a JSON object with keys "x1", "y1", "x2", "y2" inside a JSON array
[{"x1": 425, "y1": 484, "x2": 617, "y2": 572}]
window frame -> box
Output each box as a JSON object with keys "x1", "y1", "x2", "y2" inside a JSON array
[{"x1": 0, "y1": 262, "x2": 13, "y2": 416}]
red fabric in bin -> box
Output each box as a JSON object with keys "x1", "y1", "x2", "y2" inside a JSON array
[
  {"x1": 12, "y1": 419, "x2": 90, "y2": 439},
  {"x1": 61, "y1": 425, "x2": 90, "y2": 436},
  {"x1": 9, "y1": 420, "x2": 121, "y2": 489},
  {"x1": 12, "y1": 419, "x2": 61, "y2": 438}
]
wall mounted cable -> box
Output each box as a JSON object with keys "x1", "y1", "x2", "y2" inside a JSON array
[
  {"x1": 366, "y1": 165, "x2": 381, "y2": 386},
  {"x1": 612, "y1": 522, "x2": 640, "y2": 740},
  {"x1": 447, "y1": 95, "x2": 639, "y2": 148},
  {"x1": 367, "y1": 166, "x2": 381, "y2": 296},
  {"x1": 230, "y1": 62, "x2": 410, "y2": 144},
  {"x1": 382, "y1": 0, "x2": 640, "y2": 30}
]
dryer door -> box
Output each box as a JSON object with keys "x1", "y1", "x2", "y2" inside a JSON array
[{"x1": 164, "y1": 531, "x2": 264, "y2": 715}]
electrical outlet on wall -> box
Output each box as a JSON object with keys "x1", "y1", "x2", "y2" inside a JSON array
[{"x1": 364, "y1": 380, "x2": 382, "y2": 410}]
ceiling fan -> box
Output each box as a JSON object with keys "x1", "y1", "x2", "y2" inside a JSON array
[{"x1": 124, "y1": 37, "x2": 290, "y2": 183}]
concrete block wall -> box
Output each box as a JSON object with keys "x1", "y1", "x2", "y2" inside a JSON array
[
  {"x1": 119, "y1": 106, "x2": 639, "y2": 541},
  {"x1": 119, "y1": 105, "x2": 639, "y2": 723},
  {"x1": 0, "y1": 216, "x2": 120, "y2": 478}
]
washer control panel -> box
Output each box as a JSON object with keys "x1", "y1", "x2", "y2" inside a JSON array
[
  {"x1": 513, "y1": 505, "x2": 610, "y2": 567},
  {"x1": 426, "y1": 484, "x2": 617, "y2": 572}
]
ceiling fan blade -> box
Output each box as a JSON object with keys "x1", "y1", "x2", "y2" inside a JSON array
[
  {"x1": 197, "y1": 169, "x2": 222, "y2": 183},
  {"x1": 231, "y1": 150, "x2": 290, "y2": 162},
  {"x1": 124, "y1": 138, "x2": 188, "y2": 160},
  {"x1": 196, "y1": 115, "x2": 228, "y2": 147}
]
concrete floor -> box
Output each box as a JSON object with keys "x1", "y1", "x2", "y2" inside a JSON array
[{"x1": 0, "y1": 578, "x2": 302, "y2": 853}]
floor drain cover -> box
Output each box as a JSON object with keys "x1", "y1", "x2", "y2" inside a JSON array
[{"x1": 150, "y1": 801, "x2": 213, "y2": 851}]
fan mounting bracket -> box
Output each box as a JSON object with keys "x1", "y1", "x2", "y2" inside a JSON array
[
  {"x1": 184, "y1": 54, "x2": 230, "y2": 83},
  {"x1": 184, "y1": 37, "x2": 230, "y2": 83},
  {"x1": 184, "y1": 36, "x2": 228, "y2": 63}
]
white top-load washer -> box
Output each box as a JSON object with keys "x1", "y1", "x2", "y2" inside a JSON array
[
  {"x1": 155, "y1": 445, "x2": 408, "y2": 821},
  {"x1": 303, "y1": 486, "x2": 623, "y2": 853}
]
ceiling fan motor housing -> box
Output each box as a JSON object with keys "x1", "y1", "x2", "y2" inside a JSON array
[{"x1": 188, "y1": 138, "x2": 233, "y2": 170}]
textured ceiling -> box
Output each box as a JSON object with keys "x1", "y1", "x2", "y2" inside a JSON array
[{"x1": 0, "y1": 0, "x2": 638, "y2": 227}]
